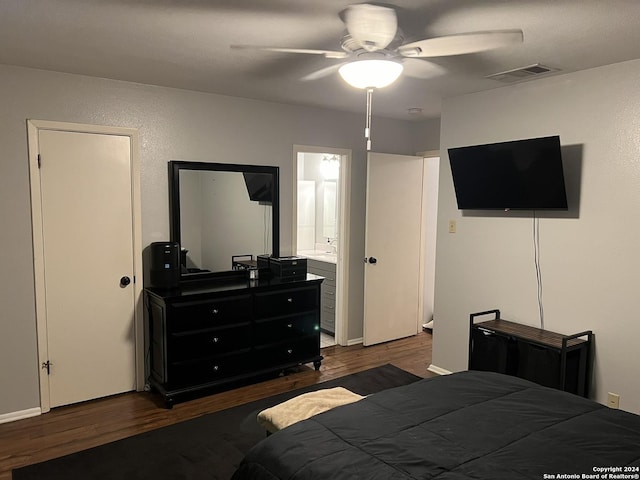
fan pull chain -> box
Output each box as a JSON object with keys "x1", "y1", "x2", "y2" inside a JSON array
[{"x1": 365, "y1": 87, "x2": 373, "y2": 151}]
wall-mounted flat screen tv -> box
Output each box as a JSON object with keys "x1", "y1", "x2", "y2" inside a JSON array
[
  {"x1": 448, "y1": 135, "x2": 568, "y2": 210},
  {"x1": 243, "y1": 172, "x2": 273, "y2": 203}
]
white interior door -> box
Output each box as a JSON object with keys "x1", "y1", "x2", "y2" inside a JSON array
[
  {"x1": 38, "y1": 129, "x2": 136, "y2": 408},
  {"x1": 363, "y1": 152, "x2": 424, "y2": 346}
]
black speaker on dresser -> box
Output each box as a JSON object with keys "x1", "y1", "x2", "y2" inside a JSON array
[{"x1": 148, "y1": 242, "x2": 180, "y2": 289}]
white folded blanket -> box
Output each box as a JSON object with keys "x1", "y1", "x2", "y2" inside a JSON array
[{"x1": 257, "y1": 387, "x2": 364, "y2": 433}]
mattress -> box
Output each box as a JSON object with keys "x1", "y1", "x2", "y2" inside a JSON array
[{"x1": 232, "y1": 370, "x2": 640, "y2": 479}]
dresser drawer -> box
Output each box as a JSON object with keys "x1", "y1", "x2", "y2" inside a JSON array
[
  {"x1": 321, "y1": 299, "x2": 336, "y2": 315},
  {"x1": 167, "y1": 294, "x2": 252, "y2": 332},
  {"x1": 254, "y1": 286, "x2": 319, "y2": 318},
  {"x1": 254, "y1": 313, "x2": 318, "y2": 345},
  {"x1": 254, "y1": 336, "x2": 319, "y2": 366},
  {"x1": 321, "y1": 284, "x2": 336, "y2": 306},
  {"x1": 167, "y1": 351, "x2": 253, "y2": 388},
  {"x1": 169, "y1": 323, "x2": 251, "y2": 361}
]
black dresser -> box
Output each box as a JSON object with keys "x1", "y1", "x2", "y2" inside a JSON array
[{"x1": 146, "y1": 273, "x2": 324, "y2": 408}]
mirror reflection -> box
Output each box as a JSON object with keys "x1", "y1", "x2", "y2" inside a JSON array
[{"x1": 169, "y1": 162, "x2": 279, "y2": 277}]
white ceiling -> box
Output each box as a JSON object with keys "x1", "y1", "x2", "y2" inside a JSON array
[{"x1": 1, "y1": 0, "x2": 639, "y2": 121}]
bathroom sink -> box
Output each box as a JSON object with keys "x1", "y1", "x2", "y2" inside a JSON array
[
  {"x1": 298, "y1": 250, "x2": 337, "y2": 264},
  {"x1": 315, "y1": 243, "x2": 337, "y2": 254},
  {"x1": 311, "y1": 253, "x2": 337, "y2": 263}
]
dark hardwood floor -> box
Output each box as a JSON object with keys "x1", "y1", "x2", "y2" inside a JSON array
[{"x1": 0, "y1": 331, "x2": 434, "y2": 480}]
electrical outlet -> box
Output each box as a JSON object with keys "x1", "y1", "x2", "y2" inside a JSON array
[
  {"x1": 448, "y1": 220, "x2": 457, "y2": 234},
  {"x1": 607, "y1": 392, "x2": 620, "y2": 409}
]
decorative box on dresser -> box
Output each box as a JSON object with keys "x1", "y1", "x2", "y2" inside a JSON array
[
  {"x1": 146, "y1": 273, "x2": 324, "y2": 408},
  {"x1": 306, "y1": 259, "x2": 336, "y2": 335}
]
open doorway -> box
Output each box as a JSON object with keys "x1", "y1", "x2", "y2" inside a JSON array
[{"x1": 293, "y1": 146, "x2": 351, "y2": 347}]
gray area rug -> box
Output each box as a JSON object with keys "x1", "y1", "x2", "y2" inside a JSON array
[{"x1": 13, "y1": 364, "x2": 421, "y2": 480}]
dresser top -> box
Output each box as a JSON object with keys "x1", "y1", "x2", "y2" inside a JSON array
[{"x1": 146, "y1": 273, "x2": 324, "y2": 300}]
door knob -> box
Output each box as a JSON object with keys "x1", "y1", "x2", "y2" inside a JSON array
[
  {"x1": 367, "y1": 257, "x2": 377, "y2": 264},
  {"x1": 120, "y1": 276, "x2": 131, "y2": 287}
]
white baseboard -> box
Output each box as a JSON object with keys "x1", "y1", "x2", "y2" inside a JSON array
[
  {"x1": 346, "y1": 337, "x2": 363, "y2": 346},
  {"x1": 0, "y1": 407, "x2": 41, "y2": 424},
  {"x1": 427, "y1": 364, "x2": 453, "y2": 376}
]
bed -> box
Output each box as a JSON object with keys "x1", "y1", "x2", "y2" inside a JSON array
[{"x1": 231, "y1": 370, "x2": 640, "y2": 479}]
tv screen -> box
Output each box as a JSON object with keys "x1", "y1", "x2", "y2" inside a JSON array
[
  {"x1": 243, "y1": 172, "x2": 273, "y2": 203},
  {"x1": 448, "y1": 135, "x2": 568, "y2": 210}
]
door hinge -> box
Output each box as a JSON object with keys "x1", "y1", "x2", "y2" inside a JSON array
[
  {"x1": 41, "y1": 360, "x2": 52, "y2": 375},
  {"x1": 37, "y1": 154, "x2": 42, "y2": 169}
]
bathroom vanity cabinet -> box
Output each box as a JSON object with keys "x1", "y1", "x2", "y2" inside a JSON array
[{"x1": 306, "y1": 259, "x2": 336, "y2": 335}]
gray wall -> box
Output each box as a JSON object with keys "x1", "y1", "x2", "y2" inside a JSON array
[
  {"x1": 432, "y1": 59, "x2": 640, "y2": 411},
  {"x1": 0, "y1": 64, "x2": 440, "y2": 416},
  {"x1": 411, "y1": 117, "x2": 441, "y2": 155}
]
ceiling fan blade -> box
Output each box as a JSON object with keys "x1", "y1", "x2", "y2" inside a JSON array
[
  {"x1": 398, "y1": 29, "x2": 523, "y2": 58},
  {"x1": 230, "y1": 45, "x2": 348, "y2": 59},
  {"x1": 343, "y1": 3, "x2": 397, "y2": 52},
  {"x1": 301, "y1": 62, "x2": 346, "y2": 81},
  {"x1": 401, "y1": 58, "x2": 447, "y2": 79}
]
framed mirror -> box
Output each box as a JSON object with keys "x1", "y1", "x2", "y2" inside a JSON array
[{"x1": 169, "y1": 161, "x2": 279, "y2": 280}]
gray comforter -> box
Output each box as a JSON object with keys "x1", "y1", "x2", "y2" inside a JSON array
[{"x1": 232, "y1": 370, "x2": 640, "y2": 479}]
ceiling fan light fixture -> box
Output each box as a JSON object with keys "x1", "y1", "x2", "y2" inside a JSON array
[{"x1": 338, "y1": 59, "x2": 403, "y2": 89}]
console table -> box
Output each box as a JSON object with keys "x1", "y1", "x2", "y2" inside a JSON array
[
  {"x1": 468, "y1": 309, "x2": 593, "y2": 397},
  {"x1": 146, "y1": 274, "x2": 324, "y2": 408}
]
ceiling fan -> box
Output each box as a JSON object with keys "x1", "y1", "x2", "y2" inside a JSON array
[
  {"x1": 231, "y1": 3, "x2": 524, "y2": 87},
  {"x1": 232, "y1": 3, "x2": 522, "y2": 150}
]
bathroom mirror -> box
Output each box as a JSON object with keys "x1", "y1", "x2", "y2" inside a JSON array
[{"x1": 169, "y1": 161, "x2": 279, "y2": 279}]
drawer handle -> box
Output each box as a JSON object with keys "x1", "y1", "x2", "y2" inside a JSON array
[
  {"x1": 326, "y1": 306, "x2": 335, "y2": 310},
  {"x1": 213, "y1": 365, "x2": 220, "y2": 372},
  {"x1": 287, "y1": 348, "x2": 293, "y2": 354},
  {"x1": 212, "y1": 337, "x2": 219, "y2": 343},
  {"x1": 287, "y1": 323, "x2": 293, "y2": 328},
  {"x1": 212, "y1": 308, "x2": 219, "y2": 315},
  {"x1": 287, "y1": 297, "x2": 294, "y2": 303},
  {"x1": 326, "y1": 292, "x2": 335, "y2": 296}
]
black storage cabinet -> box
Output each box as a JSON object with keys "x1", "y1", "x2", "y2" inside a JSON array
[{"x1": 468, "y1": 309, "x2": 593, "y2": 397}]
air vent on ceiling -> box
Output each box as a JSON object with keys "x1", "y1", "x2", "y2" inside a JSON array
[{"x1": 486, "y1": 64, "x2": 559, "y2": 83}]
